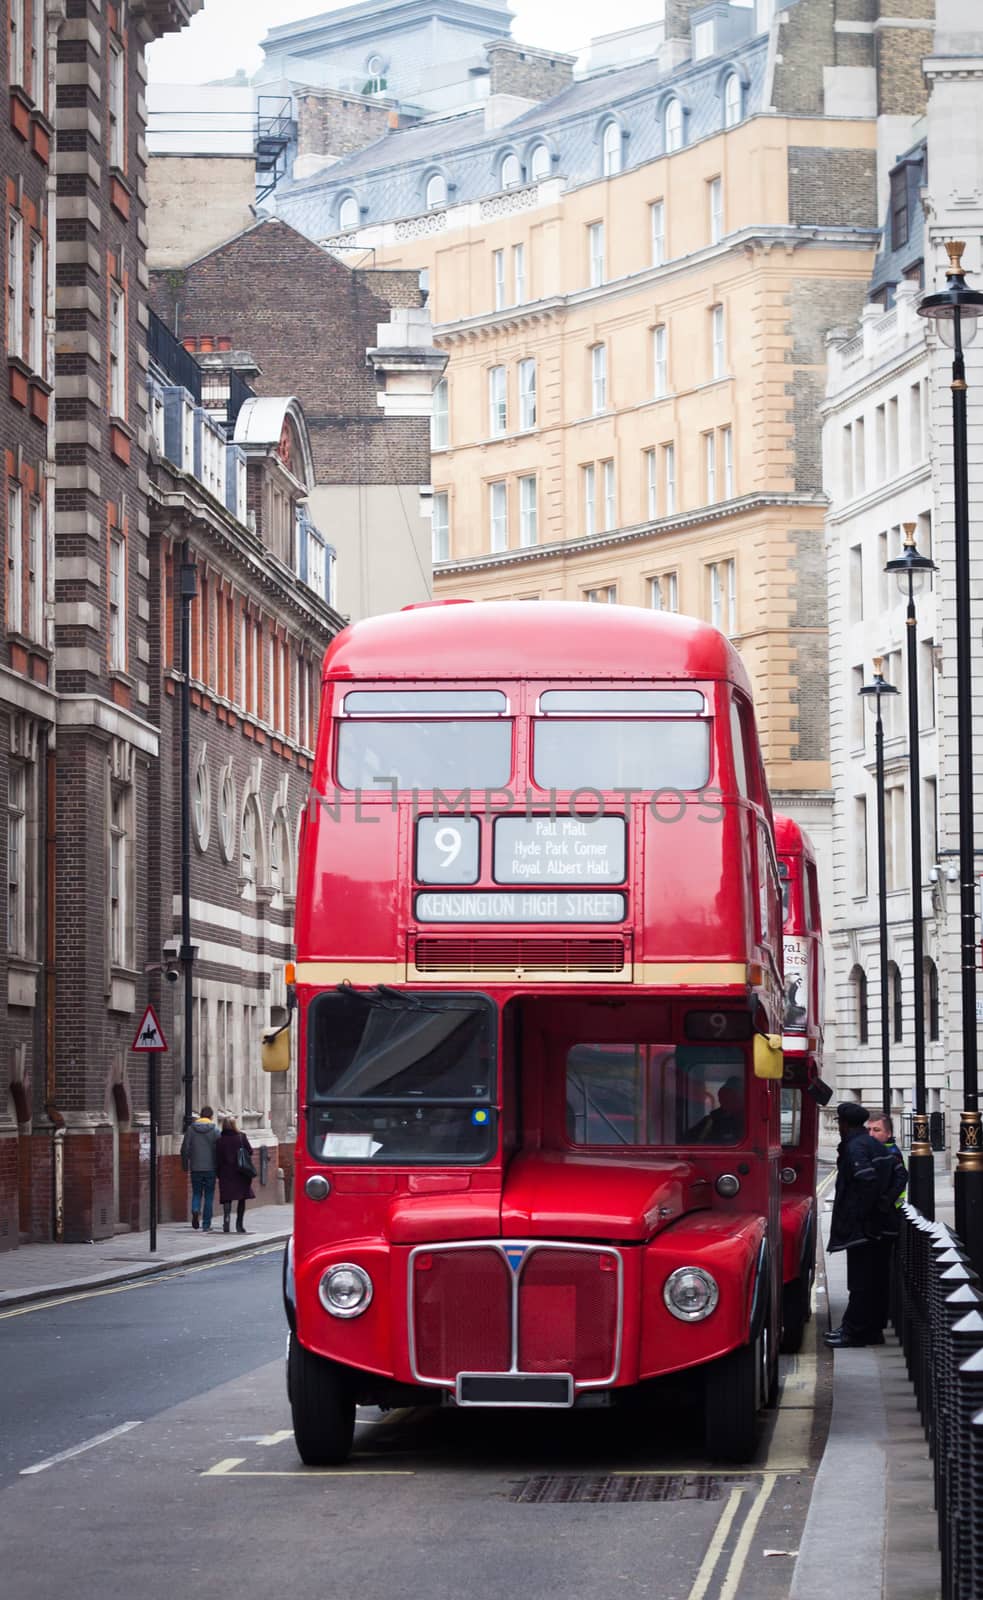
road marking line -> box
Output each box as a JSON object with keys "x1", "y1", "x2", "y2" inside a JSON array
[
  {"x1": 0, "y1": 1243, "x2": 281, "y2": 1318},
  {"x1": 201, "y1": 1464, "x2": 415, "y2": 1478},
  {"x1": 686, "y1": 1488, "x2": 745, "y2": 1600},
  {"x1": 256, "y1": 1430, "x2": 294, "y2": 1447},
  {"x1": 20, "y1": 1421, "x2": 142, "y2": 1476},
  {"x1": 717, "y1": 1472, "x2": 777, "y2": 1600},
  {"x1": 203, "y1": 1457, "x2": 246, "y2": 1476}
]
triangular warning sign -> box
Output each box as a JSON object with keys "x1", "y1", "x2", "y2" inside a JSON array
[{"x1": 132, "y1": 1004, "x2": 168, "y2": 1052}]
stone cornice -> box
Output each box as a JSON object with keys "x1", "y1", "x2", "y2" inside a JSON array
[
  {"x1": 130, "y1": 0, "x2": 205, "y2": 43},
  {"x1": 436, "y1": 491, "x2": 826, "y2": 575}
]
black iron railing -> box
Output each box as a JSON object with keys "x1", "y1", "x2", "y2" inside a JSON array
[
  {"x1": 226, "y1": 368, "x2": 253, "y2": 435},
  {"x1": 147, "y1": 308, "x2": 202, "y2": 403},
  {"x1": 902, "y1": 1112, "x2": 947, "y2": 1152},
  {"x1": 896, "y1": 1205, "x2": 983, "y2": 1598}
]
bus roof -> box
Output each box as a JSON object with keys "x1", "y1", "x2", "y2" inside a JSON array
[
  {"x1": 324, "y1": 602, "x2": 752, "y2": 692},
  {"x1": 774, "y1": 814, "x2": 816, "y2": 861}
]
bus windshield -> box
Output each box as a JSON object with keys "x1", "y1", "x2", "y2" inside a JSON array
[
  {"x1": 566, "y1": 1043, "x2": 746, "y2": 1147},
  {"x1": 307, "y1": 989, "x2": 496, "y2": 1164}
]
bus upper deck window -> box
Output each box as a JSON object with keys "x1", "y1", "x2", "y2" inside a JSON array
[
  {"x1": 534, "y1": 689, "x2": 709, "y2": 792},
  {"x1": 337, "y1": 689, "x2": 511, "y2": 792}
]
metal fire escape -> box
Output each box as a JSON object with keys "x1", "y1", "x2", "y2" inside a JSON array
[{"x1": 255, "y1": 96, "x2": 294, "y2": 204}]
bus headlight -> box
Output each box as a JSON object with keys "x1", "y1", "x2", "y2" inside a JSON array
[
  {"x1": 664, "y1": 1267, "x2": 719, "y2": 1322},
  {"x1": 319, "y1": 1263, "x2": 373, "y2": 1319}
]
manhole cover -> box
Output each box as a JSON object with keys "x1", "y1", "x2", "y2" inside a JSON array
[{"x1": 509, "y1": 1473, "x2": 727, "y2": 1505}]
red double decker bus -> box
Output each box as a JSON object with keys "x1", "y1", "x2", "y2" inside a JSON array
[
  {"x1": 278, "y1": 600, "x2": 790, "y2": 1465},
  {"x1": 775, "y1": 814, "x2": 827, "y2": 1352}
]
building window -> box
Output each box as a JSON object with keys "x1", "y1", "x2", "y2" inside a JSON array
[
  {"x1": 853, "y1": 416, "x2": 866, "y2": 494},
  {"x1": 708, "y1": 177, "x2": 723, "y2": 244},
  {"x1": 432, "y1": 491, "x2": 449, "y2": 561},
  {"x1": 109, "y1": 783, "x2": 131, "y2": 968},
  {"x1": 645, "y1": 448, "x2": 657, "y2": 519},
  {"x1": 28, "y1": 498, "x2": 42, "y2": 642},
  {"x1": 709, "y1": 557, "x2": 736, "y2": 633},
  {"x1": 724, "y1": 73, "x2": 743, "y2": 127},
  {"x1": 721, "y1": 426, "x2": 734, "y2": 497},
  {"x1": 650, "y1": 572, "x2": 678, "y2": 612},
  {"x1": 425, "y1": 172, "x2": 447, "y2": 210},
  {"x1": 909, "y1": 381, "x2": 924, "y2": 460},
  {"x1": 585, "y1": 585, "x2": 617, "y2": 604},
  {"x1": 518, "y1": 358, "x2": 536, "y2": 430},
  {"x1": 7, "y1": 211, "x2": 23, "y2": 360},
  {"x1": 109, "y1": 38, "x2": 125, "y2": 170},
  {"x1": 602, "y1": 121, "x2": 622, "y2": 176},
  {"x1": 27, "y1": 233, "x2": 43, "y2": 375},
  {"x1": 663, "y1": 442, "x2": 676, "y2": 515},
  {"x1": 890, "y1": 167, "x2": 909, "y2": 251},
  {"x1": 924, "y1": 957, "x2": 940, "y2": 1043},
  {"x1": 650, "y1": 199, "x2": 665, "y2": 267},
  {"x1": 31, "y1": 0, "x2": 44, "y2": 106},
  {"x1": 270, "y1": 811, "x2": 290, "y2": 894},
  {"x1": 338, "y1": 194, "x2": 359, "y2": 231},
  {"x1": 488, "y1": 364, "x2": 506, "y2": 435},
  {"x1": 853, "y1": 796, "x2": 868, "y2": 897},
  {"x1": 6, "y1": 762, "x2": 26, "y2": 954},
  {"x1": 885, "y1": 783, "x2": 907, "y2": 891},
  {"x1": 887, "y1": 960, "x2": 903, "y2": 1043},
  {"x1": 849, "y1": 543, "x2": 863, "y2": 622},
  {"x1": 109, "y1": 534, "x2": 125, "y2": 669},
  {"x1": 530, "y1": 143, "x2": 551, "y2": 181},
  {"x1": 109, "y1": 283, "x2": 126, "y2": 417},
  {"x1": 851, "y1": 965, "x2": 869, "y2": 1045},
  {"x1": 9, "y1": 0, "x2": 24, "y2": 87},
  {"x1": 492, "y1": 248, "x2": 505, "y2": 311},
  {"x1": 431, "y1": 377, "x2": 448, "y2": 448},
  {"x1": 704, "y1": 432, "x2": 717, "y2": 503},
  {"x1": 583, "y1": 463, "x2": 596, "y2": 537},
  {"x1": 653, "y1": 323, "x2": 668, "y2": 399},
  {"x1": 513, "y1": 242, "x2": 526, "y2": 304},
  {"x1": 601, "y1": 459, "x2": 616, "y2": 532},
  {"x1": 851, "y1": 664, "x2": 866, "y2": 748},
  {"x1": 588, "y1": 221, "x2": 605, "y2": 287},
  {"x1": 307, "y1": 532, "x2": 327, "y2": 601},
  {"x1": 920, "y1": 637, "x2": 936, "y2": 729},
  {"x1": 7, "y1": 482, "x2": 23, "y2": 635},
  {"x1": 489, "y1": 481, "x2": 508, "y2": 551},
  {"x1": 711, "y1": 303, "x2": 725, "y2": 379},
  {"x1": 591, "y1": 343, "x2": 607, "y2": 414},
  {"x1": 693, "y1": 18, "x2": 715, "y2": 58},
  {"x1": 500, "y1": 152, "x2": 521, "y2": 190},
  {"x1": 218, "y1": 766, "x2": 236, "y2": 862},
  {"x1": 519, "y1": 475, "x2": 537, "y2": 547},
  {"x1": 664, "y1": 98, "x2": 684, "y2": 153},
  {"x1": 240, "y1": 798, "x2": 259, "y2": 889},
  {"x1": 193, "y1": 752, "x2": 210, "y2": 852}
]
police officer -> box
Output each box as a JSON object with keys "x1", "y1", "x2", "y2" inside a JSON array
[
  {"x1": 825, "y1": 1102, "x2": 896, "y2": 1348},
  {"x1": 867, "y1": 1109, "x2": 909, "y2": 1334}
]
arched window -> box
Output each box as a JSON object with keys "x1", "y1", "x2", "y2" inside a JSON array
[
  {"x1": 529, "y1": 143, "x2": 551, "y2": 182},
  {"x1": 888, "y1": 960, "x2": 903, "y2": 1043},
  {"x1": 338, "y1": 195, "x2": 359, "y2": 231},
  {"x1": 924, "y1": 957, "x2": 940, "y2": 1042},
  {"x1": 602, "y1": 121, "x2": 622, "y2": 176},
  {"x1": 425, "y1": 172, "x2": 447, "y2": 210},
  {"x1": 240, "y1": 797, "x2": 260, "y2": 888},
  {"x1": 664, "y1": 98, "x2": 684, "y2": 153},
  {"x1": 192, "y1": 749, "x2": 210, "y2": 852},
  {"x1": 724, "y1": 74, "x2": 743, "y2": 128},
  {"x1": 851, "y1": 965, "x2": 869, "y2": 1045},
  {"x1": 500, "y1": 152, "x2": 522, "y2": 190},
  {"x1": 270, "y1": 810, "x2": 290, "y2": 893}
]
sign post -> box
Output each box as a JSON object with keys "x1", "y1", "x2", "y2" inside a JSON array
[{"x1": 132, "y1": 1005, "x2": 168, "y2": 1252}]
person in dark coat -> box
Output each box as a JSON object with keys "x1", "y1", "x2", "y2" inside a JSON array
[
  {"x1": 216, "y1": 1117, "x2": 255, "y2": 1234},
  {"x1": 825, "y1": 1102, "x2": 896, "y2": 1348}
]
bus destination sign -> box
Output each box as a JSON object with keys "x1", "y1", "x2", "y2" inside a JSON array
[
  {"x1": 415, "y1": 891, "x2": 627, "y2": 924},
  {"x1": 493, "y1": 816, "x2": 626, "y2": 885}
]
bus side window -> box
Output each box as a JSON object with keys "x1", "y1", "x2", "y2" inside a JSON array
[
  {"x1": 781, "y1": 1087, "x2": 802, "y2": 1148},
  {"x1": 806, "y1": 863, "x2": 821, "y2": 932},
  {"x1": 730, "y1": 697, "x2": 748, "y2": 797}
]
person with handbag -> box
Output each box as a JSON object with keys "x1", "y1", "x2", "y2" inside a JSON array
[{"x1": 216, "y1": 1117, "x2": 257, "y2": 1233}]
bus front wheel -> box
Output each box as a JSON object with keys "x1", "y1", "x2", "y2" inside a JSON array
[
  {"x1": 703, "y1": 1336, "x2": 762, "y2": 1463},
  {"x1": 288, "y1": 1334, "x2": 356, "y2": 1466}
]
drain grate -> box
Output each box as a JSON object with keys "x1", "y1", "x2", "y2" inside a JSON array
[{"x1": 509, "y1": 1473, "x2": 726, "y2": 1505}]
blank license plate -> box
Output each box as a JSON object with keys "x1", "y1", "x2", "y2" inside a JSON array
[{"x1": 456, "y1": 1373, "x2": 574, "y2": 1407}]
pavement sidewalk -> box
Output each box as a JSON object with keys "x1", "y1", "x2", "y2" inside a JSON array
[
  {"x1": 0, "y1": 1202, "x2": 292, "y2": 1310},
  {"x1": 790, "y1": 1190, "x2": 942, "y2": 1600}
]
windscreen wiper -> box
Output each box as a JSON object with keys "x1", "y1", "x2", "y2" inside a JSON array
[{"x1": 334, "y1": 981, "x2": 483, "y2": 1015}]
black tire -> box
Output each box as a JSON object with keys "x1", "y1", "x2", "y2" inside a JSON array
[
  {"x1": 288, "y1": 1334, "x2": 356, "y2": 1466},
  {"x1": 780, "y1": 1277, "x2": 807, "y2": 1354},
  {"x1": 704, "y1": 1338, "x2": 760, "y2": 1463}
]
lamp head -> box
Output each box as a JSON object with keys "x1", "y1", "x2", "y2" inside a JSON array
[
  {"x1": 884, "y1": 521, "x2": 936, "y2": 595},
  {"x1": 858, "y1": 653, "x2": 899, "y2": 706},
  {"x1": 919, "y1": 241, "x2": 983, "y2": 348}
]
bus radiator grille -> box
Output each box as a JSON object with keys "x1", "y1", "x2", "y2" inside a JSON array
[
  {"x1": 413, "y1": 1247, "x2": 511, "y2": 1383},
  {"x1": 518, "y1": 1249, "x2": 619, "y2": 1383},
  {"x1": 412, "y1": 937, "x2": 626, "y2": 974}
]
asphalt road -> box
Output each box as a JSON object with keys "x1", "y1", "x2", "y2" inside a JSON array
[{"x1": 0, "y1": 1243, "x2": 832, "y2": 1600}]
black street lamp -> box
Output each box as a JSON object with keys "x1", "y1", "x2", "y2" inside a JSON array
[
  {"x1": 860, "y1": 657, "x2": 900, "y2": 1120},
  {"x1": 179, "y1": 543, "x2": 198, "y2": 1132},
  {"x1": 884, "y1": 522, "x2": 937, "y2": 1217},
  {"x1": 919, "y1": 241, "x2": 983, "y2": 1266}
]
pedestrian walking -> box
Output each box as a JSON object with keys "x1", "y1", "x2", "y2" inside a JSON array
[
  {"x1": 216, "y1": 1117, "x2": 256, "y2": 1234},
  {"x1": 824, "y1": 1101, "x2": 896, "y2": 1348},
  {"x1": 180, "y1": 1105, "x2": 220, "y2": 1231},
  {"x1": 867, "y1": 1109, "x2": 910, "y2": 1334}
]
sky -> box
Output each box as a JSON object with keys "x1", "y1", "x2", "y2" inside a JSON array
[{"x1": 147, "y1": 0, "x2": 682, "y2": 85}]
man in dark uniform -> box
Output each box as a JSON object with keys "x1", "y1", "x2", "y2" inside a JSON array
[
  {"x1": 824, "y1": 1102, "x2": 896, "y2": 1348},
  {"x1": 867, "y1": 1110, "x2": 909, "y2": 1335}
]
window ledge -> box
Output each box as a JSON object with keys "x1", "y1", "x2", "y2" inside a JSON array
[
  {"x1": 109, "y1": 414, "x2": 135, "y2": 439},
  {"x1": 110, "y1": 668, "x2": 138, "y2": 691}
]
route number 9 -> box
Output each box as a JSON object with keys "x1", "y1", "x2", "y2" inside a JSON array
[
  {"x1": 434, "y1": 826, "x2": 462, "y2": 869},
  {"x1": 416, "y1": 817, "x2": 480, "y2": 884}
]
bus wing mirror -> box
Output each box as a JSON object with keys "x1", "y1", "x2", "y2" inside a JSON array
[
  {"x1": 262, "y1": 1023, "x2": 291, "y2": 1074},
  {"x1": 753, "y1": 1034, "x2": 783, "y2": 1080},
  {"x1": 807, "y1": 1075, "x2": 833, "y2": 1106}
]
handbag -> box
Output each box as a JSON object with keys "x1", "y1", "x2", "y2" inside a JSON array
[{"x1": 237, "y1": 1137, "x2": 257, "y2": 1181}]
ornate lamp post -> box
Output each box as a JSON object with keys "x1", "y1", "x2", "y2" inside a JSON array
[
  {"x1": 860, "y1": 658, "x2": 900, "y2": 1120},
  {"x1": 919, "y1": 242, "x2": 983, "y2": 1263},
  {"x1": 884, "y1": 524, "x2": 937, "y2": 1216}
]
